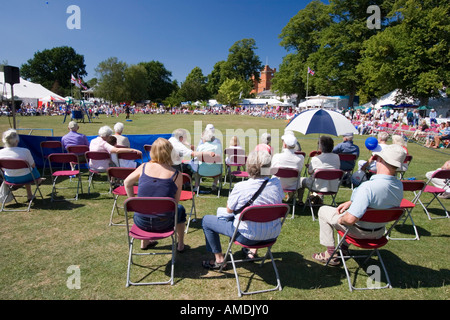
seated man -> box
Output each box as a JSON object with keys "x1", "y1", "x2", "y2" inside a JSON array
[
  {"x1": 271, "y1": 133, "x2": 304, "y2": 200},
  {"x1": 332, "y1": 132, "x2": 360, "y2": 186},
  {"x1": 312, "y1": 144, "x2": 406, "y2": 265},
  {"x1": 298, "y1": 136, "x2": 341, "y2": 205},
  {"x1": 61, "y1": 121, "x2": 89, "y2": 151}
]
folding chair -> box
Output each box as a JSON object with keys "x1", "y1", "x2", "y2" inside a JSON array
[
  {"x1": 85, "y1": 151, "x2": 111, "y2": 194},
  {"x1": 117, "y1": 150, "x2": 142, "y2": 168},
  {"x1": 48, "y1": 153, "x2": 83, "y2": 201},
  {"x1": 224, "y1": 148, "x2": 248, "y2": 195},
  {"x1": 124, "y1": 197, "x2": 178, "y2": 287},
  {"x1": 0, "y1": 159, "x2": 44, "y2": 212},
  {"x1": 40, "y1": 140, "x2": 63, "y2": 177},
  {"x1": 416, "y1": 169, "x2": 450, "y2": 220},
  {"x1": 295, "y1": 150, "x2": 306, "y2": 157},
  {"x1": 220, "y1": 204, "x2": 290, "y2": 297},
  {"x1": 338, "y1": 153, "x2": 358, "y2": 189},
  {"x1": 107, "y1": 167, "x2": 138, "y2": 226},
  {"x1": 326, "y1": 207, "x2": 405, "y2": 291},
  {"x1": 195, "y1": 153, "x2": 223, "y2": 197},
  {"x1": 387, "y1": 180, "x2": 426, "y2": 240},
  {"x1": 396, "y1": 155, "x2": 413, "y2": 179},
  {"x1": 303, "y1": 150, "x2": 321, "y2": 176},
  {"x1": 303, "y1": 169, "x2": 344, "y2": 221},
  {"x1": 66, "y1": 145, "x2": 89, "y2": 172},
  {"x1": 180, "y1": 173, "x2": 197, "y2": 233},
  {"x1": 273, "y1": 167, "x2": 300, "y2": 219}
]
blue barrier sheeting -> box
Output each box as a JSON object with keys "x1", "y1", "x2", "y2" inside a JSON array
[{"x1": 18, "y1": 133, "x2": 171, "y2": 168}]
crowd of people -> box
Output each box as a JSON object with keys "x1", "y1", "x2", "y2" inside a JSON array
[{"x1": 0, "y1": 117, "x2": 448, "y2": 274}]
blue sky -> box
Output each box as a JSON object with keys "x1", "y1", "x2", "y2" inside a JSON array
[{"x1": 2, "y1": 0, "x2": 311, "y2": 83}]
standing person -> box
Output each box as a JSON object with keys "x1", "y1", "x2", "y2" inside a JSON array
[
  {"x1": 429, "y1": 109, "x2": 437, "y2": 124},
  {"x1": 201, "y1": 150, "x2": 284, "y2": 269},
  {"x1": 0, "y1": 129, "x2": 45, "y2": 201},
  {"x1": 124, "y1": 138, "x2": 186, "y2": 252},
  {"x1": 125, "y1": 105, "x2": 130, "y2": 119},
  {"x1": 312, "y1": 144, "x2": 406, "y2": 265}
]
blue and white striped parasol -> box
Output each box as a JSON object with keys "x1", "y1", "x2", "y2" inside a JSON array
[{"x1": 285, "y1": 108, "x2": 357, "y2": 136}]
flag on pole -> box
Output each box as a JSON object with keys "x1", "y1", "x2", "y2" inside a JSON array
[
  {"x1": 72, "y1": 74, "x2": 81, "y2": 88},
  {"x1": 308, "y1": 67, "x2": 315, "y2": 76},
  {"x1": 77, "y1": 78, "x2": 87, "y2": 90}
]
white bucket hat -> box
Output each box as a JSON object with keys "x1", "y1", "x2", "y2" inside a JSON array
[{"x1": 373, "y1": 144, "x2": 407, "y2": 168}]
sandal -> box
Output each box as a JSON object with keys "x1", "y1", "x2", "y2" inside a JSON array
[
  {"x1": 242, "y1": 248, "x2": 258, "y2": 260},
  {"x1": 312, "y1": 251, "x2": 340, "y2": 266},
  {"x1": 202, "y1": 260, "x2": 227, "y2": 270},
  {"x1": 141, "y1": 241, "x2": 158, "y2": 250}
]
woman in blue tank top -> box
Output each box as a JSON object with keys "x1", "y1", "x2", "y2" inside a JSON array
[{"x1": 124, "y1": 138, "x2": 186, "y2": 252}]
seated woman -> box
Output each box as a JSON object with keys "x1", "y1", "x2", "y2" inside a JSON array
[
  {"x1": 0, "y1": 129, "x2": 44, "y2": 201},
  {"x1": 89, "y1": 125, "x2": 141, "y2": 171},
  {"x1": 124, "y1": 138, "x2": 186, "y2": 252},
  {"x1": 201, "y1": 150, "x2": 284, "y2": 269}
]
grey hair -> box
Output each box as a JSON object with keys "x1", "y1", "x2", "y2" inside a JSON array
[
  {"x1": 202, "y1": 129, "x2": 215, "y2": 143},
  {"x1": 68, "y1": 121, "x2": 79, "y2": 131},
  {"x1": 2, "y1": 129, "x2": 20, "y2": 148},
  {"x1": 378, "y1": 131, "x2": 389, "y2": 142},
  {"x1": 260, "y1": 132, "x2": 271, "y2": 145},
  {"x1": 173, "y1": 128, "x2": 187, "y2": 140},
  {"x1": 392, "y1": 134, "x2": 406, "y2": 147},
  {"x1": 246, "y1": 150, "x2": 272, "y2": 178},
  {"x1": 114, "y1": 122, "x2": 124, "y2": 134},
  {"x1": 98, "y1": 126, "x2": 113, "y2": 138}
]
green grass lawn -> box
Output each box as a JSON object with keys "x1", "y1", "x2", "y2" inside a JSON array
[{"x1": 0, "y1": 113, "x2": 449, "y2": 300}]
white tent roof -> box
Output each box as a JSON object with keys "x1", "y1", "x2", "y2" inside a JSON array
[
  {"x1": 241, "y1": 98, "x2": 288, "y2": 106},
  {"x1": 0, "y1": 71, "x2": 65, "y2": 100}
]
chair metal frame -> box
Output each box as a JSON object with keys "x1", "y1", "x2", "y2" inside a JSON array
[
  {"x1": 40, "y1": 140, "x2": 63, "y2": 177},
  {"x1": 48, "y1": 153, "x2": 83, "y2": 201},
  {"x1": 415, "y1": 169, "x2": 450, "y2": 220},
  {"x1": 224, "y1": 148, "x2": 248, "y2": 195},
  {"x1": 273, "y1": 167, "x2": 300, "y2": 219},
  {"x1": 0, "y1": 159, "x2": 44, "y2": 212},
  {"x1": 303, "y1": 169, "x2": 344, "y2": 221},
  {"x1": 326, "y1": 207, "x2": 405, "y2": 291},
  {"x1": 124, "y1": 197, "x2": 178, "y2": 287},
  {"x1": 85, "y1": 151, "x2": 112, "y2": 194},
  {"x1": 220, "y1": 204, "x2": 290, "y2": 297},
  {"x1": 195, "y1": 153, "x2": 223, "y2": 197},
  {"x1": 180, "y1": 173, "x2": 197, "y2": 233},
  {"x1": 107, "y1": 167, "x2": 138, "y2": 226}
]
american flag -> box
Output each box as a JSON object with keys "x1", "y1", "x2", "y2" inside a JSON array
[{"x1": 308, "y1": 67, "x2": 315, "y2": 76}]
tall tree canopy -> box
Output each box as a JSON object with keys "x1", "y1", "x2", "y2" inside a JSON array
[
  {"x1": 222, "y1": 38, "x2": 263, "y2": 82},
  {"x1": 178, "y1": 67, "x2": 209, "y2": 102},
  {"x1": 20, "y1": 46, "x2": 87, "y2": 96},
  {"x1": 95, "y1": 57, "x2": 127, "y2": 104}
]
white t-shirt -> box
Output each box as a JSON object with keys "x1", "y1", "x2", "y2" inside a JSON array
[{"x1": 0, "y1": 147, "x2": 35, "y2": 177}]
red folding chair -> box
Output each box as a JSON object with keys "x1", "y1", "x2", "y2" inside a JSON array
[
  {"x1": 303, "y1": 169, "x2": 344, "y2": 221},
  {"x1": 326, "y1": 208, "x2": 405, "y2": 291},
  {"x1": 303, "y1": 150, "x2": 321, "y2": 176},
  {"x1": 107, "y1": 167, "x2": 138, "y2": 226},
  {"x1": 220, "y1": 204, "x2": 290, "y2": 297},
  {"x1": 124, "y1": 197, "x2": 178, "y2": 287},
  {"x1": 0, "y1": 159, "x2": 44, "y2": 212},
  {"x1": 85, "y1": 151, "x2": 111, "y2": 194},
  {"x1": 66, "y1": 145, "x2": 89, "y2": 172},
  {"x1": 117, "y1": 151, "x2": 142, "y2": 168},
  {"x1": 396, "y1": 155, "x2": 413, "y2": 179},
  {"x1": 48, "y1": 153, "x2": 83, "y2": 201},
  {"x1": 294, "y1": 151, "x2": 306, "y2": 157},
  {"x1": 180, "y1": 173, "x2": 197, "y2": 233},
  {"x1": 387, "y1": 180, "x2": 426, "y2": 240},
  {"x1": 40, "y1": 140, "x2": 63, "y2": 177},
  {"x1": 338, "y1": 153, "x2": 358, "y2": 189},
  {"x1": 273, "y1": 167, "x2": 300, "y2": 219},
  {"x1": 416, "y1": 169, "x2": 450, "y2": 220},
  {"x1": 224, "y1": 148, "x2": 248, "y2": 195}
]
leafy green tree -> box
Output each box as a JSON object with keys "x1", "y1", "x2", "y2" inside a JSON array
[
  {"x1": 206, "y1": 60, "x2": 227, "y2": 97},
  {"x1": 178, "y1": 67, "x2": 209, "y2": 102},
  {"x1": 20, "y1": 46, "x2": 86, "y2": 96},
  {"x1": 139, "y1": 61, "x2": 176, "y2": 102},
  {"x1": 358, "y1": 0, "x2": 450, "y2": 105},
  {"x1": 222, "y1": 38, "x2": 263, "y2": 83},
  {"x1": 216, "y1": 78, "x2": 251, "y2": 107},
  {"x1": 124, "y1": 64, "x2": 148, "y2": 102},
  {"x1": 95, "y1": 57, "x2": 127, "y2": 104}
]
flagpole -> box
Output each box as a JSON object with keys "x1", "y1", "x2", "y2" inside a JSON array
[{"x1": 306, "y1": 68, "x2": 309, "y2": 98}]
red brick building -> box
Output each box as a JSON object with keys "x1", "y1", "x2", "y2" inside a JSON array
[{"x1": 251, "y1": 65, "x2": 276, "y2": 95}]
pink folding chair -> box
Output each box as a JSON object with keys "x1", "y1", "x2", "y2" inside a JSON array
[
  {"x1": 40, "y1": 140, "x2": 63, "y2": 177},
  {"x1": 124, "y1": 197, "x2": 178, "y2": 287},
  {"x1": 48, "y1": 153, "x2": 83, "y2": 201},
  {"x1": 180, "y1": 173, "x2": 197, "y2": 233},
  {"x1": 117, "y1": 151, "x2": 142, "y2": 168},
  {"x1": 66, "y1": 145, "x2": 89, "y2": 168},
  {"x1": 303, "y1": 150, "x2": 322, "y2": 176},
  {"x1": 303, "y1": 169, "x2": 344, "y2": 221},
  {"x1": 415, "y1": 169, "x2": 450, "y2": 220},
  {"x1": 326, "y1": 207, "x2": 406, "y2": 291},
  {"x1": 224, "y1": 148, "x2": 248, "y2": 195},
  {"x1": 107, "y1": 167, "x2": 138, "y2": 226},
  {"x1": 273, "y1": 167, "x2": 300, "y2": 219},
  {"x1": 220, "y1": 204, "x2": 290, "y2": 297},
  {"x1": 0, "y1": 159, "x2": 44, "y2": 212},
  {"x1": 85, "y1": 151, "x2": 111, "y2": 194}
]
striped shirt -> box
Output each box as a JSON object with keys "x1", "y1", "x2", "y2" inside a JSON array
[{"x1": 228, "y1": 177, "x2": 284, "y2": 240}]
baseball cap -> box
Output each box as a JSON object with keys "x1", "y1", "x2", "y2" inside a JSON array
[
  {"x1": 281, "y1": 134, "x2": 297, "y2": 148},
  {"x1": 372, "y1": 144, "x2": 406, "y2": 168}
]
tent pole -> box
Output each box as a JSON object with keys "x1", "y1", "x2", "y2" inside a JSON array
[{"x1": 11, "y1": 84, "x2": 16, "y2": 129}]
